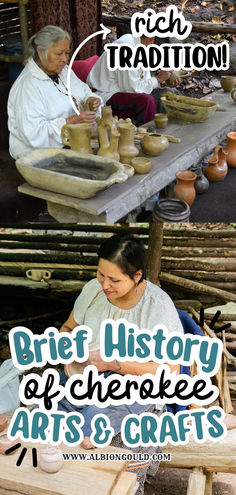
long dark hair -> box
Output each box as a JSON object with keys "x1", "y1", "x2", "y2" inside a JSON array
[{"x1": 97, "y1": 234, "x2": 147, "y2": 284}]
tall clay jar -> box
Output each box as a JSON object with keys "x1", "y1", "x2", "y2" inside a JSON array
[
  {"x1": 174, "y1": 170, "x2": 197, "y2": 206},
  {"x1": 205, "y1": 145, "x2": 228, "y2": 181},
  {"x1": 225, "y1": 132, "x2": 236, "y2": 168},
  {"x1": 118, "y1": 123, "x2": 139, "y2": 164}
]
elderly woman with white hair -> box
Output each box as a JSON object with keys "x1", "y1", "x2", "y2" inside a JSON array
[{"x1": 8, "y1": 25, "x2": 101, "y2": 159}]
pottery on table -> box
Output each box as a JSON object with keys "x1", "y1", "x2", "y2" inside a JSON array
[
  {"x1": 131, "y1": 157, "x2": 152, "y2": 174},
  {"x1": 174, "y1": 170, "x2": 197, "y2": 206},
  {"x1": 194, "y1": 165, "x2": 209, "y2": 194},
  {"x1": 61, "y1": 123, "x2": 93, "y2": 154},
  {"x1": 0, "y1": 435, "x2": 19, "y2": 455},
  {"x1": 231, "y1": 87, "x2": 236, "y2": 103},
  {"x1": 220, "y1": 76, "x2": 236, "y2": 92},
  {"x1": 225, "y1": 131, "x2": 236, "y2": 168},
  {"x1": 141, "y1": 134, "x2": 169, "y2": 156},
  {"x1": 205, "y1": 145, "x2": 228, "y2": 181},
  {"x1": 161, "y1": 93, "x2": 218, "y2": 123},
  {"x1": 0, "y1": 415, "x2": 8, "y2": 433},
  {"x1": 154, "y1": 113, "x2": 168, "y2": 129},
  {"x1": 39, "y1": 445, "x2": 63, "y2": 473},
  {"x1": 97, "y1": 120, "x2": 120, "y2": 162},
  {"x1": 118, "y1": 123, "x2": 139, "y2": 164},
  {"x1": 123, "y1": 164, "x2": 135, "y2": 178},
  {"x1": 16, "y1": 149, "x2": 128, "y2": 200}
]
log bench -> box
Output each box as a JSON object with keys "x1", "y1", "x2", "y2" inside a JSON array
[{"x1": 161, "y1": 415, "x2": 236, "y2": 495}]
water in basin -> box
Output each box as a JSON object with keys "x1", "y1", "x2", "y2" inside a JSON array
[{"x1": 34, "y1": 154, "x2": 115, "y2": 181}]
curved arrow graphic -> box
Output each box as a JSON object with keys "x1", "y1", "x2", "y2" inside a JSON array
[{"x1": 67, "y1": 24, "x2": 111, "y2": 115}]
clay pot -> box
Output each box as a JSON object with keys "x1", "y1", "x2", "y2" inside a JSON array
[
  {"x1": 101, "y1": 105, "x2": 113, "y2": 122},
  {"x1": 231, "y1": 87, "x2": 236, "y2": 103},
  {"x1": 194, "y1": 166, "x2": 209, "y2": 194},
  {"x1": 154, "y1": 113, "x2": 168, "y2": 129},
  {"x1": 118, "y1": 123, "x2": 139, "y2": 164},
  {"x1": 220, "y1": 76, "x2": 236, "y2": 92},
  {"x1": 61, "y1": 123, "x2": 93, "y2": 154},
  {"x1": 205, "y1": 145, "x2": 228, "y2": 181},
  {"x1": 174, "y1": 170, "x2": 197, "y2": 206},
  {"x1": 131, "y1": 157, "x2": 152, "y2": 174},
  {"x1": 141, "y1": 134, "x2": 169, "y2": 156},
  {"x1": 39, "y1": 445, "x2": 63, "y2": 473},
  {"x1": 0, "y1": 415, "x2": 8, "y2": 433},
  {"x1": 225, "y1": 131, "x2": 236, "y2": 168},
  {"x1": 0, "y1": 435, "x2": 19, "y2": 455}
]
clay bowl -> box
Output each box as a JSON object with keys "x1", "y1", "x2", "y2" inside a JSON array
[
  {"x1": 220, "y1": 76, "x2": 236, "y2": 92},
  {"x1": 0, "y1": 435, "x2": 20, "y2": 455},
  {"x1": 39, "y1": 446, "x2": 63, "y2": 473},
  {"x1": 64, "y1": 362, "x2": 87, "y2": 377},
  {"x1": 141, "y1": 134, "x2": 169, "y2": 156},
  {"x1": 154, "y1": 113, "x2": 168, "y2": 129},
  {"x1": 124, "y1": 164, "x2": 135, "y2": 178},
  {"x1": 0, "y1": 415, "x2": 8, "y2": 433},
  {"x1": 131, "y1": 157, "x2": 152, "y2": 174}
]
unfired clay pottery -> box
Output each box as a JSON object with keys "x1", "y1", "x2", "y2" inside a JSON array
[
  {"x1": 174, "y1": 170, "x2": 197, "y2": 206},
  {"x1": 154, "y1": 113, "x2": 168, "y2": 129},
  {"x1": 97, "y1": 120, "x2": 120, "y2": 161},
  {"x1": 194, "y1": 165, "x2": 209, "y2": 194},
  {"x1": 225, "y1": 132, "x2": 236, "y2": 168},
  {"x1": 61, "y1": 123, "x2": 93, "y2": 154},
  {"x1": 0, "y1": 415, "x2": 8, "y2": 433},
  {"x1": 0, "y1": 435, "x2": 19, "y2": 455},
  {"x1": 141, "y1": 134, "x2": 169, "y2": 156},
  {"x1": 205, "y1": 145, "x2": 228, "y2": 181},
  {"x1": 118, "y1": 123, "x2": 139, "y2": 164},
  {"x1": 131, "y1": 157, "x2": 152, "y2": 174},
  {"x1": 220, "y1": 76, "x2": 236, "y2": 92},
  {"x1": 39, "y1": 445, "x2": 63, "y2": 473},
  {"x1": 123, "y1": 164, "x2": 135, "y2": 178},
  {"x1": 231, "y1": 87, "x2": 236, "y2": 103}
]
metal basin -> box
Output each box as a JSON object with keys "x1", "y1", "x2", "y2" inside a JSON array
[{"x1": 16, "y1": 148, "x2": 128, "y2": 199}]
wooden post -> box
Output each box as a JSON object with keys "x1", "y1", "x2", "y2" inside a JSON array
[
  {"x1": 18, "y1": 0, "x2": 28, "y2": 61},
  {"x1": 147, "y1": 223, "x2": 163, "y2": 286},
  {"x1": 204, "y1": 472, "x2": 213, "y2": 495},
  {"x1": 187, "y1": 467, "x2": 206, "y2": 495}
]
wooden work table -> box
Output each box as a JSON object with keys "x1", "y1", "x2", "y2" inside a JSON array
[
  {"x1": 0, "y1": 414, "x2": 137, "y2": 495},
  {"x1": 18, "y1": 90, "x2": 236, "y2": 223}
]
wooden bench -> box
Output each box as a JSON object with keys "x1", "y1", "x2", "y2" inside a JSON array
[
  {"x1": 161, "y1": 415, "x2": 236, "y2": 495},
  {"x1": 0, "y1": 415, "x2": 137, "y2": 495}
]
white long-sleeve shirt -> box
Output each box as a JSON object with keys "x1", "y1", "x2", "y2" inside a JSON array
[
  {"x1": 87, "y1": 34, "x2": 159, "y2": 104},
  {"x1": 8, "y1": 58, "x2": 99, "y2": 159}
]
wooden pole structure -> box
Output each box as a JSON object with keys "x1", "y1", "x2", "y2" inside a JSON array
[
  {"x1": 147, "y1": 223, "x2": 163, "y2": 286},
  {"x1": 18, "y1": 0, "x2": 28, "y2": 61}
]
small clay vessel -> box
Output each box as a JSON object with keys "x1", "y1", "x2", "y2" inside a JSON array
[
  {"x1": 205, "y1": 145, "x2": 228, "y2": 181},
  {"x1": 225, "y1": 131, "x2": 236, "y2": 168},
  {"x1": 0, "y1": 415, "x2": 8, "y2": 433},
  {"x1": 118, "y1": 123, "x2": 139, "y2": 164},
  {"x1": 97, "y1": 120, "x2": 120, "y2": 161},
  {"x1": 0, "y1": 435, "x2": 19, "y2": 455},
  {"x1": 174, "y1": 170, "x2": 197, "y2": 206},
  {"x1": 194, "y1": 165, "x2": 209, "y2": 194},
  {"x1": 154, "y1": 113, "x2": 168, "y2": 129},
  {"x1": 131, "y1": 157, "x2": 152, "y2": 174},
  {"x1": 101, "y1": 105, "x2": 113, "y2": 123},
  {"x1": 39, "y1": 445, "x2": 63, "y2": 473},
  {"x1": 220, "y1": 76, "x2": 236, "y2": 92},
  {"x1": 231, "y1": 87, "x2": 236, "y2": 103},
  {"x1": 141, "y1": 134, "x2": 169, "y2": 156},
  {"x1": 61, "y1": 123, "x2": 93, "y2": 154}
]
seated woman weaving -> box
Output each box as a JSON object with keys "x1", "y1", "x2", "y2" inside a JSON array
[
  {"x1": 59, "y1": 233, "x2": 184, "y2": 495},
  {"x1": 8, "y1": 25, "x2": 101, "y2": 159}
]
